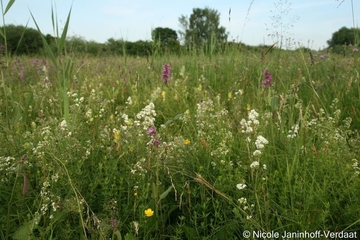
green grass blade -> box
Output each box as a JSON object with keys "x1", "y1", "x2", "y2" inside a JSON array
[
  {"x1": 3, "y1": 0, "x2": 15, "y2": 15},
  {"x1": 58, "y1": 7, "x2": 72, "y2": 54},
  {"x1": 29, "y1": 10, "x2": 58, "y2": 68}
]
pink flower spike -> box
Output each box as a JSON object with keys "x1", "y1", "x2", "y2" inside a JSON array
[
  {"x1": 262, "y1": 69, "x2": 273, "y2": 87},
  {"x1": 161, "y1": 63, "x2": 171, "y2": 83},
  {"x1": 146, "y1": 125, "x2": 156, "y2": 135}
]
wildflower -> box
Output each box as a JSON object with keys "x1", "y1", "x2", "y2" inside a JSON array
[
  {"x1": 133, "y1": 221, "x2": 139, "y2": 236},
  {"x1": 113, "y1": 129, "x2": 121, "y2": 145},
  {"x1": 161, "y1": 91, "x2": 166, "y2": 100},
  {"x1": 184, "y1": 139, "x2": 191, "y2": 145},
  {"x1": 248, "y1": 109, "x2": 259, "y2": 122},
  {"x1": 262, "y1": 69, "x2": 273, "y2": 86},
  {"x1": 253, "y1": 150, "x2": 262, "y2": 156},
  {"x1": 287, "y1": 124, "x2": 299, "y2": 139},
  {"x1": 110, "y1": 217, "x2": 117, "y2": 230},
  {"x1": 236, "y1": 183, "x2": 247, "y2": 190},
  {"x1": 136, "y1": 102, "x2": 156, "y2": 130},
  {"x1": 161, "y1": 63, "x2": 171, "y2": 83},
  {"x1": 255, "y1": 135, "x2": 269, "y2": 149},
  {"x1": 144, "y1": 208, "x2": 154, "y2": 217},
  {"x1": 238, "y1": 197, "x2": 247, "y2": 204},
  {"x1": 353, "y1": 48, "x2": 359, "y2": 53},
  {"x1": 125, "y1": 96, "x2": 133, "y2": 105},
  {"x1": 250, "y1": 161, "x2": 260, "y2": 169},
  {"x1": 59, "y1": 119, "x2": 67, "y2": 131},
  {"x1": 146, "y1": 125, "x2": 156, "y2": 135},
  {"x1": 151, "y1": 138, "x2": 161, "y2": 147}
]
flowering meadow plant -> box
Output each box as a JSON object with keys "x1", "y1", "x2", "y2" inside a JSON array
[{"x1": 1, "y1": 8, "x2": 360, "y2": 239}]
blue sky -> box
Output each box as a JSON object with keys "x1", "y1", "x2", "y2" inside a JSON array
[{"x1": 2, "y1": 0, "x2": 359, "y2": 50}]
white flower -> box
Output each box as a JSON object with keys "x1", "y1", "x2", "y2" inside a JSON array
[
  {"x1": 253, "y1": 150, "x2": 262, "y2": 156},
  {"x1": 126, "y1": 96, "x2": 133, "y2": 105},
  {"x1": 250, "y1": 161, "x2": 260, "y2": 169},
  {"x1": 238, "y1": 197, "x2": 247, "y2": 204},
  {"x1": 236, "y1": 183, "x2": 247, "y2": 190},
  {"x1": 59, "y1": 120, "x2": 67, "y2": 131},
  {"x1": 248, "y1": 109, "x2": 259, "y2": 121},
  {"x1": 255, "y1": 135, "x2": 269, "y2": 149}
]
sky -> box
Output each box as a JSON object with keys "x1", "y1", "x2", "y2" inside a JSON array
[{"x1": 2, "y1": 0, "x2": 359, "y2": 50}]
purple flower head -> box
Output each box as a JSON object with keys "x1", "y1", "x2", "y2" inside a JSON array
[
  {"x1": 151, "y1": 138, "x2": 161, "y2": 147},
  {"x1": 353, "y1": 48, "x2": 359, "y2": 53},
  {"x1": 262, "y1": 69, "x2": 273, "y2": 87},
  {"x1": 146, "y1": 125, "x2": 156, "y2": 135},
  {"x1": 161, "y1": 63, "x2": 171, "y2": 83}
]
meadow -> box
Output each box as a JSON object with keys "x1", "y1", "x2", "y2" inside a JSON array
[
  {"x1": 1, "y1": 3, "x2": 360, "y2": 240},
  {"x1": 1, "y1": 43, "x2": 360, "y2": 239}
]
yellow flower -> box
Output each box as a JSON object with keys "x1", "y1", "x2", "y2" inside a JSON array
[
  {"x1": 113, "y1": 129, "x2": 121, "y2": 145},
  {"x1": 184, "y1": 139, "x2": 191, "y2": 145},
  {"x1": 161, "y1": 91, "x2": 166, "y2": 100},
  {"x1": 144, "y1": 208, "x2": 154, "y2": 217},
  {"x1": 134, "y1": 192, "x2": 138, "y2": 196}
]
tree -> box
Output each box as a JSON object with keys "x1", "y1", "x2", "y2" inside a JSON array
[
  {"x1": 327, "y1": 26, "x2": 359, "y2": 48},
  {"x1": 152, "y1": 27, "x2": 181, "y2": 54},
  {"x1": 0, "y1": 24, "x2": 43, "y2": 55},
  {"x1": 152, "y1": 27, "x2": 178, "y2": 45},
  {"x1": 178, "y1": 7, "x2": 228, "y2": 47}
]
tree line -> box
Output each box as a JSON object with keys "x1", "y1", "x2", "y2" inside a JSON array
[{"x1": 0, "y1": 7, "x2": 359, "y2": 56}]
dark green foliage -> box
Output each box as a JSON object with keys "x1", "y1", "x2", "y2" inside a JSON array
[
  {"x1": 327, "y1": 26, "x2": 360, "y2": 48},
  {"x1": 0, "y1": 24, "x2": 43, "y2": 55},
  {"x1": 179, "y1": 7, "x2": 228, "y2": 47},
  {"x1": 152, "y1": 27, "x2": 178, "y2": 44},
  {"x1": 152, "y1": 27, "x2": 181, "y2": 54},
  {"x1": 66, "y1": 35, "x2": 107, "y2": 56},
  {"x1": 105, "y1": 38, "x2": 152, "y2": 56}
]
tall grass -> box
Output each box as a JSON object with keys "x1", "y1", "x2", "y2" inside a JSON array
[{"x1": 0, "y1": 1, "x2": 360, "y2": 239}]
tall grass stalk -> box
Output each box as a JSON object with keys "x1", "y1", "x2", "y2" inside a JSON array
[
  {"x1": 30, "y1": 3, "x2": 73, "y2": 123},
  {"x1": 0, "y1": 0, "x2": 15, "y2": 127}
]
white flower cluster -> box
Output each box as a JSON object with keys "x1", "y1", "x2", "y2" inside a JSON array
[
  {"x1": 150, "y1": 87, "x2": 162, "y2": 101},
  {"x1": 236, "y1": 183, "x2": 247, "y2": 190},
  {"x1": 195, "y1": 99, "x2": 215, "y2": 137},
  {"x1": 250, "y1": 160, "x2": 260, "y2": 168},
  {"x1": 32, "y1": 126, "x2": 53, "y2": 160},
  {"x1": 59, "y1": 119, "x2": 67, "y2": 131},
  {"x1": 287, "y1": 123, "x2": 299, "y2": 139},
  {"x1": 35, "y1": 180, "x2": 60, "y2": 225},
  {"x1": 237, "y1": 197, "x2": 254, "y2": 220},
  {"x1": 0, "y1": 156, "x2": 17, "y2": 182},
  {"x1": 255, "y1": 135, "x2": 269, "y2": 149},
  {"x1": 240, "y1": 109, "x2": 259, "y2": 133},
  {"x1": 135, "y1": 102, "x2": 157, "y2": 130},
  {"x1": 253, "y1": 135, "x2": 269, "y2": 157},
  {"x1": 352, "y1": 159, "x2": 360, "y2": 176},
  {"x1": 126, "y1": 96, "x2": 133, "y2": 106},
  {"x1": 130, "y1": 158, "x2": 147, "y2": 176},
  {"x1": 85, "y1": 109, "x2": 93, "y2": 123}
]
